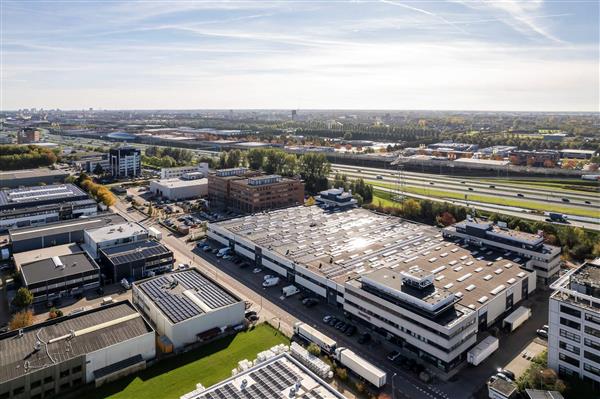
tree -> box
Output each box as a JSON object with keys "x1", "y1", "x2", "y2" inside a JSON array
[
  {"x1": 93, "y1": 162, "x2": 104, "y2": 175},
  {"x1": 335, "y1": 367, "x2": 348, "y2": 381},
  {"x1": 13, "y1": 287, "x2": 33, "y2": 308},
  {"x1": 305, "y1": 196, "x2": 316, "y2": 206},
  {"x1": 307, "y1": 343, "x2": 321, "y2": 356},
  {"x1": 49, "y1": 307, "x2": 63, "y2": 319},
  {"x1": 9, "y1": 310, "x2": 34, "y2": 330},
  {"x1": 300, "y1": 153, "x2": 331, "y2": 194},
  {"x1": 225, "y1": 149, "x2": 243, "y2": 168},
  {"x1": 247, "y1": 149, "x2": 266, "y2": 170},
  {"x1": 436, "y1": 211, "x2": 456, "y2": 227},
  {"x1": 402, "y1": 199, "x2": 421, "y2": 219}
]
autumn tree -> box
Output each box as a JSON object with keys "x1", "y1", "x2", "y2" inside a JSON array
[{"x1": 9, "y1": 310, "x2": 34, "y2": 330}]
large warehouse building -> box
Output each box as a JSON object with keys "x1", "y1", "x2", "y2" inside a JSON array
[
  {"x1": 0, "y1": 168, "x2": 69, "y2": 189},
  {"x1": 0, "y1": 301, "x2": 155, "y2": 399},
  {"x1": 132, "y1": 269, "x2": 244, "y2": 349},
  {"x1": 149, "y1": 178, "x2": 208, "y2": 200},
  {"x1": 8, "y1": 213, "x2": 126, "y2": 253},
  {"x1": 0, "y1": 184, "x2": 98, "y2": 231},
  {"x1": 208, "y1": 206, "x2": 537, "y2": 372}
]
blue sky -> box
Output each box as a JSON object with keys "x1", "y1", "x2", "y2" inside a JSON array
[{"x1": 2, "y1": 0, "x2": 598, "y2": 111}]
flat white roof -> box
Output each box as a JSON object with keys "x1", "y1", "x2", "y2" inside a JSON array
[
  {"x1": 86, "y1": 222, "x2": 147, "y2": 242},
  {"x1": 152, "y1": 178, "x2": 207, "y2": 188}
]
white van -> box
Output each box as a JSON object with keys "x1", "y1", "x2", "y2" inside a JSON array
[
  {"x1": 282, "y1": 285, "x2": 300, "y2": 297},
  {"x1": 100, "y1": 297, "x2": 114, "y2": 306},
  {"x1": 216, "y1": 247, "x2": 231, "y2": 258},
  {"x1": 262, "y1": 277, "x2": 280, "y2": 287}
]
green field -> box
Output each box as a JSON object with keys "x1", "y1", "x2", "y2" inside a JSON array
[
  {"x1": 365, "y1": 180, "x2": 598, "y2": 218},
  {"x1": 91, "y1": 324, "x2": 290, "y2": 399}
]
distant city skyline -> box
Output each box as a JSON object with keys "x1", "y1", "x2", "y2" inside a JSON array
[{"x1": 2, "y1": 0, "x2": 599, "y2": 111}]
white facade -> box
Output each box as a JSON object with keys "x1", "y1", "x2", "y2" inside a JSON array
[
  {"x1": 0, "y1": 205, "x2": 98, "y2": 231},
  {"x1": 83, "y1": 222, "x2": 148, "y2": 259},
  {"x1": 548, "y1": 259, "x2": 600, "y2": 385},
  {"x1": 150, "y1": 178, "x2": 208, "y2": 200},
  {"x1": 160, "y1": 163, "x2": 209, "y2": 179}
]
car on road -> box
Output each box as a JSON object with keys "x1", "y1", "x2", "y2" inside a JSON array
[
  {"x1": 429, "y1": 182, "x2": 434, "y2": 185},
  {"x1": 247, "y1": 314, "x2": 259, "y2": 322},
  {"x1": 245, "y1": 311, "x2": 257, "y2": 318},
  {"x1": 562, "y1": 198, "x2": 570, "y2": 203},
  {"x1": 202, "y1": 245, "x2": 211, "y2": 252},
  {"x1": 517, "y1": 193, "x2": 524, "y2": 197},
  {"x1": 387, "y1": 351, "x2": 401, "y2": 362},
  {"x1": 240, "y1": 262, "x2": 250, "y2": 268},
  {"x1": 489, "y1": 185, "x2": 495, "y2": 188},
  {"x1": 376, "y1": 175, "x2": 383, "y2": 180},
  {"x1": 335, "y1": 321, "x2": 345, "y2": 330},
  {"x1": 358, "y1": 332, "x2": 371, "y2": 344},
  {"x1": 303, "y1": 298, "x2": 319, "y2": 307},
  {"x1": 345, "y1": 325, "x2": 356, "y2": 336},
  {"x1": 323, "y1": 315, "x2": 333, "y2": 323},
  {"x1": 494, "y1": 373, "x2": 512, "y2": 383},
  {"x1": 542, "y1": 324, "x2": 549, "y2": 330},
  {"x1": 328, "y1": 317, "x2": 338, "y2": 327},
  {"x1": 497, "y1": 369, "x2": 515, "y2": 380},
  {"x1": 468, "y1": 187, "x2": 474, "y2": 191},
  {"x1": 536, "y1": 328, "x2": 548, "y2": 338},
  {"x1": 461, "y1": 181, "x2": 466, "y2": 184},
  {"x1": 253, "y1": 268, "x2": 262, "y2": 273},
  {"x1": 263, "y1": 274, "x2": 276, "y2": 281},
  {"x1": 585, "y1": 200, "x2": 591, "y2": 204}
]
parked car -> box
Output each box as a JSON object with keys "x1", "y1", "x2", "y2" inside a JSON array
[
  {"x1": 497, "y1": 369, "x2": 515, "y2": 380},
  {"x1": 247, "y1": 314, "x2": 259, "y2": 322},
  {"x1": 358, "y1": 333, "x2": 371, "y2": 344},
  {"x1": 323, "y1": 315, "x2": 333, "y2": 323},
  {"x1": 328, "y1": 317, "x2": 338, "y2": 327},
  {"x1": 387, "y1": 351, "x2": 401, "y2": 362},
  {"x1": 494, "y1": 373, "x2": 512, "y2": 383},
  {"x1": 253, "y1": 268, "x2": 262, "y2": 273},
  {"x1": 245, "y1": 311, "x2": 257, "y2": 318},
  {"x1": 468, "y1": 187, "x2": 474, "y2": 191},
  {"x1": 536, "y1": 329, "x2": 548, "y2": 338},
  {"x1": 376, "y1": 175, "x2": 383, "y2": 180},
  {"x1": 345, "y1": 325, "x2": 357, "y2": 336},
  {"x1": 263, "y1": 274, "x2": 276, "y2": 281},
  {"x1": 303, "y1": 298, "x2": 318, "y2": 307},
  {"x1": 517, "y1": 193, "x2": 524, "y2": 197}
]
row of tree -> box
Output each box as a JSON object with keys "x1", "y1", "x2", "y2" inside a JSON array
[
  {"x1": 0, "y1": 145, "x2": 58, "y2": 170},
  {"x1": 77, "y1": 173, "x2": 116, "y2": 206},
  {"x1": 331, "y1": 174, "x2": 374, "y2": 204},
  {"x1": 145, "y1": 146, "x2": 194, "y2": 163}
]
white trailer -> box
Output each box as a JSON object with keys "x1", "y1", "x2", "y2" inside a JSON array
[
  {"x1": 503, "y1": 306, "x2": 532, "y2": 332},
  {"x1": 467, "y1": 336, "x2": 499, "y2": 366},
  {"x1": 282, "y1": 285, "x2": 300, "y2": 297},
  {"x1": 293, "y1": 322, "x2": 337, "y2": 354},
  {"x1": 148, "y1": 226, "x2": 162, "y2": 240},
  {"x1": 334, "y1": 347, "x2": 387, "y2": 388}
]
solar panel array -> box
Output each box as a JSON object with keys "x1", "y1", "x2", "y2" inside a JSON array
[
  {"x1": 138, "y1": 270, "x2": 239, "y2": 324},
  {"x1": 199, "y1": 359, "x2": 299, "y2": 399},
  {"x1": 104, "y1": 241, "x2": 171, "y2": 265}
]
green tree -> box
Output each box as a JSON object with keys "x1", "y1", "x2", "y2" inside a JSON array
[
  {"x1": 225, "y1": 150, "x2": 243, "y2": 168},
  {"x1": 307, "y1": 343, "x2": 321, "y2": 356},
  {"x1": 402, "y1": 199, "x2": 422, "y2": 219},
  {"x1": 13, "y1": 287, "x2": 33, "y2": 308},
  {"x1": 247, "y1": 149, "x2": 266, "y2": 170},
  {"x1": 300, "y1": 153, "x2": 331, "y2": 194},
  {"x1": 93, "y1": 162, "x2": 104, "y2": 175}
]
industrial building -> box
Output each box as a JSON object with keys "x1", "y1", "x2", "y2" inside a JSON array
[
  {"x1": 99, "y1": 239, "x2": 174, "y2": 282},
  {"x1": 109, "y1": 146, "x2": 141, "y2": 178},
  {"x1": 208, "y1": 168, "x2": 304, "y2": 213},
  {"x1": 14, "y1": 244, "x2": 100, "y2": 303},
  {"x1": 181, "y1": 353, "x2": 346, "y2": 399},
  {"x1": 132, "y1": 269, "x2": 244, "y2": 349},
  {"x1": 82, "y1": 222, "x2": 148, "y2": 259},
  {"x1": 508, "y1": 150, "x2": 560, "y2": 167},
  {"x1": 548, "y1": 258, "x2": 600, "y2": 388},
  {"x1": 558, "y1": 149, "x2": 597, "y2": 160},
  {"x1": 8, "y1": 213, "x2": 126, "y2": 253},
  {"x1": 17, "y1": 127, "x2": 40, "y2": 144},
  {"x1": 0, "y1": 168, "x2": 69, "y2": 189},
  {"x1": 160, "y1": 163, "x2": 209, "y2": 179},
  {"x1": 0, "y1": 301, "x2": 155, "y2": 399},
  {"x1": 0, "y1": 185, "x2": 97, "y2": 231},
  {"x1": 443, "y1": 219, "x2": 561, "y2": 282},
  {"x1": 315, "y1": 187, "x2": 358, "y2": 208},
  {"x1": 208, "y1": 206, "x2": 536, "y2": 372},
  {"x1": 149, "y1": 178, "x2": 208, "y2": 200}
]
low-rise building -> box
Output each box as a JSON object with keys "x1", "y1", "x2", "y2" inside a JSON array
[
  {"x1": 160, "y1": 163, "x2": 209, "y2": 179},
  {"x1": 132, "y1": 269, "x2": 244, "y2": 349},
  {"x1": 229, "y1": 175, "x2": 304, "y2": 213},
  {"x1": 0, "y1": 301, "x2": 155, "y2": 398},
  {"x1": 487, "y1": 377, "x2": 517, "y2": 399},
  {"x1": 509, "y1": 150, "x2": 560, "y2": 167},
  {"x1": 315, "y1": 187, "x2": 357, "y2": 208},
  {"x1": 14, "y1": 244, "x2": 100, "y2": 303},
  {"x1": 443, "y1": 219, "x2": 561, "y2": 283},
  {"x1": 150, "y1": 178, "x2": 208, "y2": 200},
  {"x1": 99, "y1": 239, "x2": 174, "y2": 282},
  {"x1": 82, "y1": 222, "x2": 148, "y2": 259},
  {"x1": 0, "y1": 168, "x2": 69, "y2": 189},
  {"x1": 181, "y1": 353, "x2": 346, "y2": 399},
  {"x1": 558, "y1": 149, "x2": 597, "y2": 160},
  {"x1": 9, "y1": 213, "x2": 126, "y2": 253},
  {"x1": 548, "y1": 258, "x2": 600, "y2": 388}
]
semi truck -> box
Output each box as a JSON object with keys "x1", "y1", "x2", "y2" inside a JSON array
[
  {"x1": 293, "y1": 322, "x2": 337, "y2": 354},
  {"x1": 503, "y1": 306, "x2": 532, "y2": 332},
  {"x1": 148, "y1": 226, "x2": 162, "y2": 240},
  {"x1": 467, "y1": 336, "x2": 499, "y2": 366},
  {"x1": 334, "y1": 347, "x2": 387, "y2": 388}
]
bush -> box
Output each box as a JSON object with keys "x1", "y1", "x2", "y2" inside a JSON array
[
  {"x1": 307, "y1": 342, "x2": 321, "y2": 356},
  {"x1": 335, "y1": 367, "x2": 348, "y2": 381},
  {"x1": 9, "y1": 310, "x2": 34, "y2": 330},
  {"x1": 49, "y1": 307, "x2": 64, "y2": 319}
]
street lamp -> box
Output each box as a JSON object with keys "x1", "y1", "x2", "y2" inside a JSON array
[{"x1": 391, "y1": 372, "x2": 397, "y2": 399}]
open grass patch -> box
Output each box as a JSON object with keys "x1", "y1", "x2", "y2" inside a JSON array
[{"x1": 91, "y1": 324, "x2": 289, "y2": 399}]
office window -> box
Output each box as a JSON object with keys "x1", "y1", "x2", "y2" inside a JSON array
[
  {"x1": 559, "y1": 365, "x2": 578, "y2": 378},
  {"x1": 59, "y1": 382, "x2": 70, "y2": 390},
  {"x1": 43, "y1": 376, "x2": 54, "y2": 384},
  {"x1": 13, "y1": 387, "x2": 25, "y2": 395},
  {"x1": 559, "y1": 341, "x2": 580, "y2": 355},
  {"x1": 585, "y1": 313, "x2": 600, "y2": 325},
  {"x1": 585, "y1": 325, "x2": 600, "y2": 338},
  {"x1": 560, "y1": 329, "x2": 581, "y2": 343},
  {"x1": 584, "y1": 363, "x2": 600, "y2": 377},
  {"x1": 31, "y1": 380, "x2": 42, "y2": 389},
  {"x1": 561, "y1": 305, "x2": 581, "y2": 318},
  {"x1": 72, "y1": 365, "x2": 82, "y2": 374},
  {"x1": 584, "y1": 350, "x2": 600, "y2": 364},
  {"x1": 72, "y1": 378, "x2": 83, "y2": 386},
  {"x1": 60, "y1": 369, "x2": 70, "y2": 378},
  {"x1": 560, "y1": 317, "x2": 581, "y2": 330},
  {"x1": 44, "y1": 389, "x2": 54, "y2": 397},
  {"x1": 584, "y1": 337, "x2": 600, "y2": 352},
  {"x1": 31, "y1": 394, "x2": 42, "y2": 399},
  {"x1": 560, "y1": 353, "x2": 580, "y2": 367}
]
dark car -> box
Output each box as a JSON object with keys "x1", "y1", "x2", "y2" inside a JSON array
[
  {"x1": 335, "y1": 321, "x2": 345, "y2": 330},
  {"x1": 240, "y1": 262, "x2": 249, "y2": 268},
  {"x1": 247, "y1": 314, "x2": 259, "y2": 322},
  {"x1": 328, "y1": 317, "x2": 338, "y2": 327},
  {"x1": 358, "y1": 333, "x2": 371, "y2": 344},
  {"x1": 562, "y1": 198, "x2": 570, "y2": 203},
  {"x1": 341, "y1": 324, "x2": 351, "y2": 334},
  {"x1": 517, "y1": 193, "x2": 524, "y2": 197},
  {"x1": 345, "y1": 325, "x2": 357, "y2": 336},
  {"x1": 497, "y1": 369, "x2": 515, "y2": 380},
  {"x1": 468, "y1": 187, "x2": 474, "y2": 191},
  {"x1": 245, "y1": 311, "x2": 257, "y2": 318},
  {"x1": 303, "y1": 298, "x2": 319, "y2": 307}
]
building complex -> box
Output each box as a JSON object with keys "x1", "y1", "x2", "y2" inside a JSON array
[
  {"x1": 82, "y1": 222, "x2": 148, "y2": 259},
  {"x1": 208, "y1": 206, "x2": 536, "y2": 372},
  {"x1": 99, "y1": 240, "x2": 174, "y2": 282},
  {"x1": 548, "y1": 258, "x2": 600, "y2": 389},
  {"x1": 109, "y1": 147, "x2": 141, "y2": 178}
]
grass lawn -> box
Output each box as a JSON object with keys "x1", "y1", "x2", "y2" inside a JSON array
[
  {"x1": 366, "y1": 181, "x2": 598, "y2": 218},
  {"x1": 90, "y1": 324, "x2": 289, "y2": 399}
]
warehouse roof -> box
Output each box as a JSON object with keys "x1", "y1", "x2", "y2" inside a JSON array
[
  {"x1": 0, "y1": 184, "x2": 88, "y2": 210},
  {"x1": 0, "y1": 301, "x2": 152, "y2": 384},
  {"x1": 136, "y1": 269, "x2": 241, "y2": 324},
  {"x1": 187, "y1": 353, "x2": 346, "y2": 399},
  {"x1": 151, "y1": 178, "x2": 208, "y2": 189},
  {"x1": 85, "y1": 222, "x2": 147, "y2": 242},
  {"x1": 20, "y1": 251, "x2": 99, "y2": 286},
  {"x1": 9, "y1": 213, "x2": 126, "y2": 242},
  {"x1": 0, "y1": 199, "x2": 98, "y2": 219},
  {"x1": 0, "y1": 168, "x2": 68, "y2": 181},
  {"x1": 13, "y1": 243, "x2": 82, "y2": 267},
  {"x1": 101, "y1": 239, "x2": 171, "y2": 265}
]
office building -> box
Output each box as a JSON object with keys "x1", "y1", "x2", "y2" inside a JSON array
[
  {"x1": 548, "y1": 258, "x2": 600, "y2": 388},
  {"x1": 315, "y1": 187, "x2": 357, "y2": 208},
  {"x1": 84, "y1": 155, "x2": 110, "y2": 174},
  {"x1": 150, "y1": 178, "x2": 208, "y2": 201},
  {"x1": 160, "y1": 163, "x2": 209, "y2": 179},
  {"x1": 17, "y1": 128, "x2": 40, "y2": 144},
  {"x1": 508, "y1": 150, "x2": 560, "y2": 167},
  {"x1": 109, "y1": 147, "x2": 141, "y2": 178},
  {"x1": 208, "y1": 168, "x2": 304, "y2": 213},
  {"x1": 132, "y1": 269, "x2": 244, "y2": 349},
  {"x1": 558, "y1": 149, "x2": 597, "y2": 160},
  {"x1": 8, "y1": 213, "x2": 126, "y2": 253},
  {"x1": 0, "y1": 185, "x2": 97, "y2": 231},
  {"x1": 181, "y1": 353, "x2": 346, "y2": 399},
  {"x1": 443, "y1": 219, "x2": 561, "y2": 283},
  {"x1": 0, "y1": 301, "x2": 155, "y2": 398},
  {"x1": 82, "y1": 222, "x2": 148, "y2": 259},
  {"x1": 208, "y1": 206, "x2": 536, "y2": 372},
  {"x1": 99, "y1": 239, "x2": 174, "y2": 282},
  {"x1": 14, "y1": 244, "x2": 100, "y2": 303},
  {"x1": 0, "y1": 169, "x2": 69, "y2": 189}
]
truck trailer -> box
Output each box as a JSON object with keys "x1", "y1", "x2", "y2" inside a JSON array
[
  {"x1": 467, "y1": 336, "x2": 499, "y2": 366},
  {"x1": 334, "y1": 347, "x2": 387, "y2": 388},
  {"x1": 293, "y1": 322, "x2": 337, "y2": 354},
  {"x1": 148, "y1": 226, "x2": 162, "y2": 240},
  {"x1": 503, "y1": 306, "x2": 532, "y2": 332}
]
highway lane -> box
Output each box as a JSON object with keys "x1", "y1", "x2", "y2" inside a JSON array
[{"x1": 332, "y1": 164, "x2": 599, "y2": 206}]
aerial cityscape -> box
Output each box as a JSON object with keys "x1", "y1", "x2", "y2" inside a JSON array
[{"x1": 0, "y1": 1, "x2": 599, "y2": 399}]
